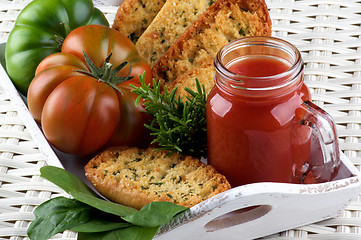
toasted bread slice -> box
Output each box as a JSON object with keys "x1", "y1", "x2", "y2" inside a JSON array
[
  {"x1": 152, "y1": 0, "x2": 272, "y2": 92},
  {"x1": 112, "y1": 0, "x2": 167, "y2": 43},
  {"x1": 165, "y1": 59, "x2": 215, "y2": 99},
  {"x1": 85, "y1": 147, "x2": 231, "y2": 210},
  {"x1": 135, "y1": 0, "x2": 214, "y2": 66}
]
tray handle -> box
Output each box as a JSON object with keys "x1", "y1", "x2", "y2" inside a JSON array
[{"x1": 155, "y1": 171, "x2": 361, "y2": 240}]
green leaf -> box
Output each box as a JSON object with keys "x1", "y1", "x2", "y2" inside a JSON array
[
  {"x1": 77, "y1": 226, "x2": 159, "y2": 240},
  {"x1": 40, "y1": 166, "x2": 95, "y2": 196},
  {"x1": 35, "y1": 167, "x2": 188, "y2": 240},
  {"x1": 40, "y1": 166, "x2": 138, "y2": 217},
  {"x1": 122, "y1": 201, "x2": 188, "y2": 227},
  {"x1": 71, "y1": 191, "x2": 137, "y2": 217},
  {"x1": 71, "y1": 217, "x2": 131, "y2": 233},
  {"x1": 27, "y1": 197, "x2": 92, "y2": 240}
]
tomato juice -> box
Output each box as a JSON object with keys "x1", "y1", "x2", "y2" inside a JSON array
[
  {"x1": 227, "y1": 56, "x2": 290, "y2": 77},
  {"x1": 206, "y1": 37, "x2": 314, "y2": 187}
]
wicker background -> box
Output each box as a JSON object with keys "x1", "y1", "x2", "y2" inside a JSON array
[{"x1": 1, "y1": 0, "x2": 361, "y2": 239}]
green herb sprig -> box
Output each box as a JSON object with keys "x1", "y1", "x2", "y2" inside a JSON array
[
  {"x1": 27, "y1": 166, "x2": 188, "y2": 240},
  {"x1": 131, "y1": 74, "x2": 208, "y2": 158}
]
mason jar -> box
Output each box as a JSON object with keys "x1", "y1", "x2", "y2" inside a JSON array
[{"x1": 206, "y1": 36, "x2": 340, "y2": 187}]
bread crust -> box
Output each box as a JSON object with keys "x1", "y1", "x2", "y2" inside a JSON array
[
  {"x1": 135, "y1": 0, "x2": 213, "y2": 66},
  {"x1": 85, "y1": 147, "x2": 231, "y2": 210},
  {"x1": 152, "y1": 0, "x2": 272, "y2": 88},
  {"x1": 165, "y1": 59, "x2": 215, "y2": 99},
  {"x1": 113, "y1": 0, "x2": 167, "y2": 43}
]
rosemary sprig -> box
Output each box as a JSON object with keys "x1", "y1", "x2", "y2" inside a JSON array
[{"x1": 131, "y1": 74, "x2": 208, "y2": 158}]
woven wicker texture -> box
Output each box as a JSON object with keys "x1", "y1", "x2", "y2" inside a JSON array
[
  {"x1": 0, "y1": 85, "x2": 74, "y2": 240},
  {"x1": 0, "y1": 0, "x2": 361, "y2": 239},
  {"x1": 261, "y1": 0, "x2": 361, "y2": 239}
]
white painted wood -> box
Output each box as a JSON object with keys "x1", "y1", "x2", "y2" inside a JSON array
[
  {"x1": 156, "y1": 154, "x2": 361, "y2": 240},
  {"x1": 93, "y1": 0, "x2": 123, "y2": 6}
]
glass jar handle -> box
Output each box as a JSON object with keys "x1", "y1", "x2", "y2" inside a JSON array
[{"x1": 300, "y1": 100, "x2": 340, "y2": 183}]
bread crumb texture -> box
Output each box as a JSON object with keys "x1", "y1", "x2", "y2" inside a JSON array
[
  {"x1": 85, "y1": 147, "x2": 231, "y2": 210},
  {"x1": 165, "y1": 60, "x2": 215, "y2": 99},
  {"x1": 135, "y1": 0, "x2": 214, "y2": 66},
  {"x1": 152, "y1": 0, "x2": 272, "y2": 97},
  {"x1": 113, "y1": 0, "x2": 167, "y2": 43}
]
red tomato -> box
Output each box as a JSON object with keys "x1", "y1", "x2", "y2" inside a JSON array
[{"x1": 28, "y1": 25, "x2": 152, "y2": 156}]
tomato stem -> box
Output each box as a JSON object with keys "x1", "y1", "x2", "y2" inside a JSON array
[
  {"x1": 54, "y1": 22, "x2": 71, "y2": 50},
  {"x1": 75, "y1": 52, "x2": 134, "y2": 95},
  {"x1": 59, "y1": 22, "x2": 72, "y2": 37},
  {"x1": 54, "y1": 35, "x2": 64, "y2": 51},
  {"x1": 101, "y1": 63, "x2": 113, "y2": 81}
]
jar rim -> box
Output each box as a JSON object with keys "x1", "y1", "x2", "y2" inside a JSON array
[{"x1": 214, "y1": 36, "x2": 303, "y2": 91}]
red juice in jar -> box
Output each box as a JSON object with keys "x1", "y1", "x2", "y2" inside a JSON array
[
  {"x1": 206, "y1": 37, "x2": 340, "y2": 187},
  {"x1": 228, "y1": 56, "x2": 289, "y2": 77}
]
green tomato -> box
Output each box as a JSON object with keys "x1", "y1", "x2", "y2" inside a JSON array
[{"x1": 5, "y1": 0, "x2": 109, "y2": 95}]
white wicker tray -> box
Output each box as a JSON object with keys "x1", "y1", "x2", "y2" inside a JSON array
[
  {"x1": 1, "y1": 0, "x2": 361, "y2": 239},
  {"x1": 0, "y1": 41, "x2": 360, "y2": 240}
]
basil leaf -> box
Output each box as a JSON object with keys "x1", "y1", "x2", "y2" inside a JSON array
[
  {"x1": 27, "y1": 197, "x2": 92, "y2": 240},
  {"x1": 36, "y1": 166, "x2": 189, "y2": 239},
  {"x1": 71, "y1": 191, "x2": 138, "y2": 217},
  {"x1": 41, "y1": 166, "x2": 138, "y2": 217},
  {"x1": 71, "y1": 218, "x2": 131, "y2": 233},
  {"x1": 122, "y1": 201, "x2": 188, "y2": 227},
  {"x1": 40, "y1": 166, "x2": 96, "y2": 196},
  {"x1": 77, "y1": 226, "x2": 159, "y2": 240},
  {"x1": 71, "y1": 208, "x2": 132, "y2": 233}
]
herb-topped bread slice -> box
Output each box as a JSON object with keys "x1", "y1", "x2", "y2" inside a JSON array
[
  {"x1": 166, "y1": 60, "x2": 215, "y2": 99},
  {"x1": 135, "y1": 0, "x2": 214, "y2": 66},
  {"x1": 85, "y1": 147, "x2": 231, "y2": 210},
  {"x1": 152, "y1": 0, "x2": 272, "y2": 92},
  {"x1": 112, "y1": 0, "x2": 167, "y2": 43}
]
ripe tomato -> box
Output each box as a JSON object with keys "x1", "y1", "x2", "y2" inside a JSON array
[
  {"x1": 5, "y1": 0, "x2": 108, "y2": 95},
  {"x1": 28, "y1": 25, "x2": 152, "y2": 156}
]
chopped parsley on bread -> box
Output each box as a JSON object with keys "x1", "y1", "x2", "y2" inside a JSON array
[
  {"x1": 85, "y1": 147, "x2": 231, "y2": 210},
  {"x1": 152, "y1": 0, "x2": 272, "y2": 97},
  {"x1": 112, "y1": 0, "x2": 167, "y2": 43},
  {"x1": 135, "y1": 0, "x2": 214, "y2": 66},
  {"x1": 165, "y1": 60, "x2": 215, "y2": 99}
]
